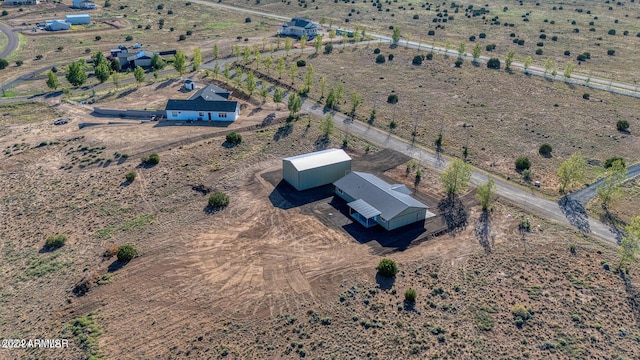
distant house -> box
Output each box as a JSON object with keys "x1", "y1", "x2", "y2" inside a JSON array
[
  {"x1": 72, "y1": 0, "x2": 96, "y2": 9},
  {"x1": 333, "y1": 172, "x2": 435, "y2": 230},
  {"x1": 45, "y1": 20, "x2": 71, "y2": 31},
  {"x1": 116, "y1": 50, "x2": 155, "y2": 69},
  {"x1": 279, "y1": 17, "x2": 319, "y2": 39},
  {"x1": 65, "y1": 14, "x2": 91, "y2": 25},
  {"x1": 165, "y1": 84, "x2": 240, "y2": 122},
  {"x1": 283, "y1": 149, "x2": 352, "y2": 191},
  {"x1": 6, "y1": 0, "x2": 40, "y2": 5}
]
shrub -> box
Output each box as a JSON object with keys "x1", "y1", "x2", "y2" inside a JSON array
[
  {"x1": 522, "y1": 169, "x2": 532, "y2": 181},
  {"x1": 425, "y1": 53, "x2": 433, "y2": 60},
  {"x1": 535, "y1": 49, "x2": 543, "y2": 55},
  {"x1": 157, "y1": 4, "x2": 164, "y2": 9},
  {"x1": 412, "y1": 55, "x2": 423, "y2": 65},
  {"x1": 205, "y1": 192, "x2": 230, "y2": 213},
  {"x1": 179, "y1": 34, "x2": 186, "y2": 41},
  {"x1": 487, "y1": 58, "x2": 500, "y2": 69},
  {"x1": 296, "y1": 59, "x2": 306, "y2": 67},
  {"x1": 324, "y1": 43, "x2": 333, "y2": 54},
  {"x1": 427, "y1": 30, "x2": 435, "y2": 36},
  {"x1": 515, "y1": 156, "x2": 531, "y2": 170},
  {"x1": 539, "y1": 144, "x2": 552, "y2": 156},
  {"x1": 125, "y1": 35, "x2": 133, "y2": 41},
  {"x1": 512, "y1": 303, "x2": 533, "y2": 328},
  {"x1": 469, "y1": 35, "x2": 476, "y2": 41},
  {"x1": 404, "y1": 288, "x2": 417, "y2": 302},
  {"x1": 388, "y1": 54, "x2": 394, "y2": 61},
  {"x1": 607, "y1": 49, "x2": 615, "y2": 56},
  {"x1": 373, "y1": 48, "x2": 381, "y2": 54},
  {"x1": 245, "y1": 17, "x2": 252, "y2": 23},
  {"x1": 15, "y1": 60, "x2": 23, "y2": 67},
  {"x1": 537, "y1": 42, "x2": 544, "y2": 47},
  {"x1": 608, "y1": 29, "x2": 616, "y2": 35},
  {"x1": 387, "y1": 94, "x2": 398, "y2": 104},
  {"x1": 616, "y1": 120, "x2": 629, "y2": 132},
  {"x1": 142, "y1": 153, "x2": 160, "y2": 166},
  {"x1": 539, "y1": 34, "x2": 546, "y2": 39},
  {"x1": 1, "y1": 10, "x2": 8, "y2": 16},
  {"x1": 226, "y1": 131, "x2": 243, "y2": 145},
  {"x1": 117, "y1": 244, "x2": 137, "y2": 262},
  {"x1": 485, "y1": 44, "x2": 496, "y2": 51},
  {"x1": 604, "y1": 157, "x2": 625, "y2": 168},
  {"x1": 376, "y1": 258, "x2": 398, "y2": 277},
  {"x1": 45, "y1": 234, "x2": 67, "y2": 250},
  {"x1": 168, "y1": 9, "x2": 173, "y2": 14},
  {"x1": 564, "y1": 50, "x2": 571, "y2": 56},
  {"x1": 413, "y1": 14, "x2": 419, "y2": 19},
  {"x1": 125, "y1": 172, "x2": 136, "y2": 182},
  {"x1": 95, "y1": 35, "x2": 101, "y2": 41},
  {"x1": 583, "y1": 93, "x2": 590, "y2": 100},
  {"x1": 517, "y1": 39, "x2": 525, "y2": 45},
  {"x1": 479, "y1": 32, "x2": 486, "y2": 38},
  {"x1": 551, "y1": 35, "x2": 558, "y2": 41},
  {"x1": 455, "y1": 59, "x2": 463, "y2": 67}
]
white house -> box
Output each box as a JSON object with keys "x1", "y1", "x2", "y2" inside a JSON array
[
  {"x1": 279, "y1": 17, "x2": 320, "y2": 39},
  {"x1": 6, "y1": 0, "x2": 40, "y2": 5},
  {"x1": 333, "y1": 172, "x2": 435, "y2": 230},
  {"x1": 65, "y1": 14, "x2": 91, "y2": 25},
  {"x1": 165, "y1": 84, "x2": 240, "y2": 121},
  {"x1": 72, "y1": 0, "x2": 96, "y2": 9},
  {"x1": 45, "y1": 20, "x2": 71, "y2": 31}
]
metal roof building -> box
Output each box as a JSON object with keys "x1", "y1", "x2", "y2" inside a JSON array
[
  {"x1": 333, "y1": 171, "x2": 435, "y2": 230},
  {"x1": 65, "y1": 14, "x2": 91, "y2": 25},
  {"x1": 282, "y1": 149, "x2": 352, "y2": 191}
]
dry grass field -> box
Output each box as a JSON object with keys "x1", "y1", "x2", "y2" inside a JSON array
[
  {"x1": 0, "y1": 97, "x2": 639, "y2": 359},
  {"x1": 223, "y1": 0, "x2": 640, "y2": 83},
  {"x1": 255, "y1": 44, "x2": 640, "y2": 196},
  {"x1": 587, "y1": 177, "x2": 640, "y2": 227}
]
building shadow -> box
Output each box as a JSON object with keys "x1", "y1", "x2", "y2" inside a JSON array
[{"x1": 268, "y1": 180, "x2": 335, "y2": 210}]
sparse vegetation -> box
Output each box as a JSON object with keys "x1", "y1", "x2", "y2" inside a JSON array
[
  {"x1": 45, "y1": 234, "x2": 67, "y2": 250},
  {"x1": 404, "y1": 288, "x2": 417, "y2": 302},
  {"x1": 125, "y1": 172, "x2": 136, "y2": 182},
  {"x1": 376, "y1": 258, "x2": 398, "y2": 278},
  {"x1": 226, "y1": 132, "x2": 243, "y2": 145},
  {"x1": 208, "y1": 191, "x2": 230, "y2": 209},
  {"x1": 116, "y1": 244, "x2": 137, "y2": 262},
  {"x1": 515, "y1": 156, "x2": 531, "y2": 171}
]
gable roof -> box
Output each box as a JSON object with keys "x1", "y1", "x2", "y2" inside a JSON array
[
  {"x1": 286, "y1": 17, "x2": 317, "y2": 29},
  {"x1": 165, "y1": 97, "x2": 238, "y2": 112},
  {"x1": 333, "y1": 171, "x2": 427, "y2": 220},
  {"x1": 189, "y1": 84, "x2": 230, "y2": 101},
  {"x1": 283, "y1": 148, "x2": 351, "y2": 172}
]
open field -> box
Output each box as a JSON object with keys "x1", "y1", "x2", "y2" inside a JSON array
[
  {"x1": 239, "y1": 44, "x2": 640, "y2": 196},
  {"x1": 587, "y1": 177, "x2": 640, "y2": 227},
  {"x1": 221, "y1": 0, "x2": 640, "y2": 83}
]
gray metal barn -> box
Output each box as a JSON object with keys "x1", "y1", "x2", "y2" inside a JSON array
[{"x1": 282, "y1": 149, "x2": 352, "y2": 191}]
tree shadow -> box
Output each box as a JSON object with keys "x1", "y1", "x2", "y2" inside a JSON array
[
  {"x1": 403, "y1": 300, "x2": 417, "y2": 312},
  {"x1": 558, "y1": 195, "x2": 591, "y2": 233},
  {"x1": 116, "y1": 87, "x2": 137, "y2": 99},
  {"x1": 119, "y1": 180, "x2": 133, "y2": 187},
  {"x1": 437, "y1": 194, "x2": 468, "y2": 234},
  {"x1": 107, "y1": 260, "x2": 128, "y2": 272},
  {"x1": 261, "y1": 112, "x2": 276, "y2": 127},
  {"x1": 314, "y1": 135, "x2": 329, "y2": 151},
  {"x1": 600, "y1": 208, "x2": 626, "y2": 244},
  {"x1": 273, "y1": 123, "x2": 293, "y2": 141},
  {"x1": 375, "y1": 274, "x2": 395, "y2": 291},
  {"x1": 474, "y1": 210, "x2": 494, "y2": 253}
]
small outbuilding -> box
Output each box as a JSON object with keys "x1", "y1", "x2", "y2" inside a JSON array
[
  {"x1": 72, "y1": 0, "x2": 96, "y2": 9},
  {"x1": 282, "y1": 149, "x2": 352, "y2": 191},
  {"x1": 333, "y1": 171, "x2": 435, "y2": 230},
  {"x1": 184, "y1": 79, "x2": 196, "y2": 91},
  {"x1": 45, "y1": 20, "x2": 71, "y2": 31},
  {"x1": 65, "y1": 14, "x2": 91, "y2": 25}
]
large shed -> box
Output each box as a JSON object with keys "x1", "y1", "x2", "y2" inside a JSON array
[
  {"x1": 283, "y1": 149, "x2": 352, "y2": 191},
  {"x1": 65, "y1": 14, "x2": 91, "y2": 25}
]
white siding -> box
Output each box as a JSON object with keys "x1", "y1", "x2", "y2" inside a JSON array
[
  {"x1": 165, "y1": 107, "x2": 239, "y2": 121},
  {"x1": 284, "y1": 158, "x2": 351, "y2": 191}
]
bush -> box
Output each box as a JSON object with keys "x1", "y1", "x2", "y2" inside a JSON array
[
  {"x1": 607, "y1": 49, "x2": 615, "y2": 56},
  {"x1": 117, "y1": 244, "x2": 137, "y2": 262},
  {"x1": 373, "y1": 48, "x2": 381, "y2": 54},
  {"x1": 454, "y1": 59, "x2": 463, "y2": 67},
  {"x1": 296, "y1": 59, "x2": 306, "y2": 67},
  {"x1": 616, "y1": 120, "x2": 629, "y2": 132},
  {"x1": 487, "y1": 58, "x2": 500, "y2": 69},
  {"x1": 1, "y1": 10, "x2": 8, "y2": 16},
  {"x1": 208, "y1": 191, "x2": 230, "y2": 208},
  {"x1": 515, "y1": 156, "x2": 531, "y2": 170},
  {"x1": 583, "y1": 93, "x2": 590, "y2": 100},
  {"x1": 413, "y1": 14, "x2": 419, "y2": 19},
  {"x1": 388, "y1": 54, "x2": 394, "y2": 61},
  {"x1": 427, "y1": 30, "x2": 435, "y2": 36},
  {"x1": 564, "y1": 50, "x2": 571, "y2": 56},
  {"x1": 404, "y1": 288, "x2": 417, "y2": 302},
  {"x1": 608, "y1": 29, "x2": 616, "y2": 35},
  {"x1": 125, "y1": 172, "x2": 136, "y2": 182},
  {"x1": 604, "y1": 157, "x2": 625, "y2": 168},
  {"x1": 485, "y1": 44, "x2": 496, "y2": 51},
  {"x1": 226, "y1": 131, "x2": 243, "y2": 145},
  {"x1": 387, "y1": 94, "x2": 398, "y2": 104},
  {"x1": 95, "y1": 35, "x2": 101, "y2": 41},
  {"x1": 537, "y1": 42, "x2": 544, "y2": 47},
  {"x1": 15, "y1": 60, "x2": 23, "y2": 67},
  {"x1": 324, "y1": 43, "x2": 333, "y2": 54},
  {"x1": 45, "y1": 234, "x2": 67, "y2": 250},
  {"x1": 479, "y1": 32, "x2": 486, "y2": 38},
  {"x1": 539, "y1": 34, "x2": 546, "y2": 39},
  {"x1": 245, "y1": 17, "x2": 252, "y2": 23},
  {"x1": 125, "y1": 35, "x2": 133, "y2": 41},
  {"x1": 535, "y1": 49, "x2": 543, "y2": 55},
  {"x1": 551, "y1": 35, "x2": 558, "y2": 41},
  {"x1": 522, "y1": 169, "x2": 532, "y2": 181},
  {"x1": 412, "y1": 55, "x2": 423, "y2": 65},
  {"x1": 376, "y1": 258, "x2": 398, "y2": 277},
  {"x1": 157, "y1": 4, "x2": 164, "y2": 9},
  {"x1": 142, "y1": 153, "x2": 160, "y2": 166},
  {"x1": 0, "y1": 58, "x2": 8, "y2": 70},
  {"x1": 469, "y1": 35, "x2": 476, "y2": 41},
  {"x1": 179, "y1": 34, "x2": 186, "y2": 41},
  {"x1": 538, "y1": 144, "x2": 552, "y2": 156},
  {"x1": 425, "y1": 53, "x2": 433, "y2": 60}
]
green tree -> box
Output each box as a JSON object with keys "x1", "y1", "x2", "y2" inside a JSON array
[
  {"x1": 564, "y1": 62, "x2": 575, "y2": 78},
  {"x1": 287, "y1": 92, "x2": 302, "y2": 119},
  {"x1": 91, "y1": 51, "x2": 107, "y2": 67},
  {"x1": 284, "y1": 37, "x2": 293, "y2": 56},
  {"x1": 245, "y1": 71, "x2": 257, "y2": 95},
  {"x1": 259, "y1": 86, "x2": 268, "y2": 103},
  {"x1": 151, "y1": 53, "x2": 165, "y2": 70},
  {"x1": 543, "y1": 57, "x2": 554, "y2": 76},
  {"x1": 300, "y1": 35, "x2": 307, "y2": 53},
  {"x1": 441, "y1": 158, "x2": 472, "y2": 196},
  {"x1": 596, "y1": 159, "x2": 627, "y2": 209},
  {"x1": 288, "y1": 62, "x2": 298, "y2": 84},
  {"x1": 276, "y1": 57, "x2": 286, "y2": 79},
  {"x1": 557, "y1": 152, "x2": 586, "y2": 193},
  {"x1": 457, "y1": 42, "x2": 465, "y2": 59},
  {"x1": 392, "y1": 27, "x2": 401, "y2": 44},
  {"x1": 213, "y1": 44, "x2": 219, "y2": 60},
  {"x1": 353, "y1": 27, "x2": 361, "y2": 44},
  {"x1": 263, "y1": 56, "x2": 274, "y2": 75},
  {"x1": 444, "y1": 39, "x2": 451, "y2": 56},
  {"x1": 349, "y1": 92, "x2": 362, "y2": 118},
  {"x1": 523, "y1": 56, "x2": 532, "y2": 73},
  {"x1": 313, "y1": 34, "x2": 323, "y2": 54},
  {"x1": 117, "y1": 244, "x2": 137, "y2": 262},
  {"x1": 173, "y1": 50, "x2": 187, "y2": 74},
  {"x1": 505, "y1": 50, "x2": 515, "y2": 69},
  {"x1": 619, "y1": 215, "x2": 640, "y2": 269},
  {"x1": 476, "y1": 179, "x2": 497, "y2": 211},
  {"x1": 472, "y1": 43, "x2": 481, "y2": 63},
  {"x1": 303, "y1": 64, "x2": 314, "y2": 93},
  {"x1": 273, "y1": 87, "x2": 284, "y2": 110},
  {"x1": 376, "y1": 258, "x2": 398, "y2": 277},
  {"x1": 46, "y1": 70, "x2": 59, "y2": 90},
  {"x1": 134, "y1": 66, "x2": 145, "y2": 85},
  {"x1": 320, "y1": 113, "x2": 335, "y2": 138},
  {"x1": 326, "y1": 87, "x2": 337, "y2": 109},
  {"x1": 319, "y1": 76, "x2": 327, "y2": 98},
  {"x1": 223, "y1": 63, "x2": 231, "y2": 80},
  {"x1": 208, "y1": 191, "x2": 230, "y2": 209},
  {"x1": 335, "y1": 83, "x2": 345, "y2": 108},
  {"x1": 94, "y1": 61, "x2": 111, "y2": 83},
  {"x1": 192, "y1": 47, "x2": 202, "y2": 71},
  {"x1": 66, "y1": 61, "x2": 88, "y2": 87},
  {"x1": 328, "y1": 29, "x2": 336, "y2": 41},
  {"x1": 212, "y1": 62, "x2": 220, "y2": 79},
  {"x1": 112, "y1": 72, "x2": 120, "y2": 88}
]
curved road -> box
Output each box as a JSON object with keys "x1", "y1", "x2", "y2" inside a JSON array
[
  {"x1": 569, "y1": 163, "x2": 640, "y2": 205},
  {"x1": 0, "y1": 22, "x2": 18, "y2": 59}
]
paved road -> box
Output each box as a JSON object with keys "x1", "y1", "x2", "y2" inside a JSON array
[
  {"x1": 569, "y1": 163, "x2": 640, "y2": 205},
  {"x1": 0, "y1": 22, "x2": 18, "y2": 59}
]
